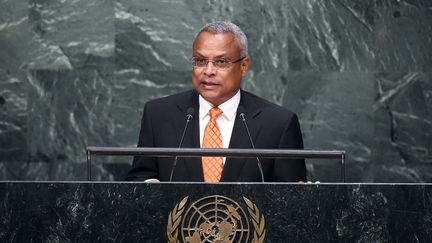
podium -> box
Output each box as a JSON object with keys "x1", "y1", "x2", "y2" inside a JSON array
[
  {"x1": 1, "y1": 182, "x2": 432, "y2": 242},
  {"x1": 1, "y1": 148, "x2": 429, "y2": 242}
]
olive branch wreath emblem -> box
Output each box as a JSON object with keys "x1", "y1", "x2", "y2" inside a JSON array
[
  {"x1": 166, "y1": 196, "x2": 265, "y2": 243},
  {"x1": 167, "y1": 196, "x2": 189, "y2": 243},
  {"x1": 243, "y1": 197, "x2": 266, "y2": 243}
]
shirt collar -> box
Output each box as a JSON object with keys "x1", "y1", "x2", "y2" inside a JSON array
[{"x1": 199, "y1": 90, "x2": 241, "y2": 121}]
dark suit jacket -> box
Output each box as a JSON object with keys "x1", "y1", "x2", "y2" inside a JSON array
[{"x1": 125, "y1": 89, "x2": 307, "y2": 182}]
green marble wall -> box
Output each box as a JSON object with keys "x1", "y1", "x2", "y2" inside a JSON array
[{"x1": 0, "y1": 0, "x2": 431, "y2": 182}]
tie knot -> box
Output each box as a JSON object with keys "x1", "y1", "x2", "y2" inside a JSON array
[{"x1": 209, "y1": 107, "x2": 222, "y2": 120}]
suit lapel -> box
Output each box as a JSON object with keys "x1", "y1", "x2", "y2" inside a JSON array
[{"x1": 221, "y1": 91, "x2": 263, "y2": 182}]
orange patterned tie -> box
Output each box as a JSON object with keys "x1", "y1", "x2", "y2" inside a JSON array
[{"x1": 202, "y1": 107, "x2": 223, "y2": 182}]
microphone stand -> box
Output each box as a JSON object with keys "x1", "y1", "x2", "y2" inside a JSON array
[
  {"x1": 239, "y1": 112, "x2": 265, "y2": 183},
  {"x1": 169, "y1": 108, "x2": 194, "y2": 182}
]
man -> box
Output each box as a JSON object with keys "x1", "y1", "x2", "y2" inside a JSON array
[{"x1": 126, "y1": 21, "x2": 306, "y2": 182}]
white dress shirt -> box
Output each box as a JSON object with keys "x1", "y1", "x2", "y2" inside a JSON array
[{"x1": 199, "y1": 90, "x2": 241, "y2": 163}]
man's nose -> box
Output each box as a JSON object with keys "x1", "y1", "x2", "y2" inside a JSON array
[{"x1": 203, "y1": 61, "x2": 217, "y2": 76}]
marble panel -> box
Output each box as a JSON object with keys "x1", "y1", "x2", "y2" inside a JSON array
[
  {"x1": 0, "y1": 0, "x2": 33, "y2": 175},
  {"x1": 0, "y1": 0, "x2": 33, "y2": 71},
  {"x1": 26, "y1": 69, "x2": 115, "y2": 180},
  {"x1": 115, "y1": 0, "x2": 202, "y2": 71},
  {"x1": 372, "y1": 72, "x2": 432, "y2": 182},
  {"x1": 27, "y1": 0, "x2": 114, "y2": 70},
  {"x1": 375, "y1": 0, "x2": 432, "y2": 71},
  {"x1": 283, "y1": 71, "x2": 375, "y2": 182},
  {"x1": 0, "y1": 70, "x2": 28, "y2": 163},
  {"x1": 286, "y1": 0, "x2": 376, "y2": 72}
]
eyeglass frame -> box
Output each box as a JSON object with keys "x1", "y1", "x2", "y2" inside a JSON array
[{"x1": 191, "y1": 56, "x2": 247, "y2": 69}]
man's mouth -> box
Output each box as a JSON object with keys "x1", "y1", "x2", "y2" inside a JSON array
[{"x1": 200, "y1": 80, "x2": 219, "y2": 89}]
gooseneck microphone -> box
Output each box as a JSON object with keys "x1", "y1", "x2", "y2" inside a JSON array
[
  {"x1": 238, "y1": 106, "x2": 265, "y2": 182},
  {"x1": 169, "y1": 107, "x2": 195, "y2": 182}
]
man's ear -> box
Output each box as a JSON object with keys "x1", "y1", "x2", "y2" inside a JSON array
[{"x1": 241, "y1": 56, "x2": 250, "y2": 77}]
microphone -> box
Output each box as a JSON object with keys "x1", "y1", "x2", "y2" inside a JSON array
[
  {"x1": 169, "y1": 107, "x2": 195, "y2": 181},
  {"x1": 238, "y1": 106, "x2": 265, "y2": 182}
]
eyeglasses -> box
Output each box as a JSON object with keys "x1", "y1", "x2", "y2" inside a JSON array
[{"x1": 191, "y1": 56, "x2": 246, "y2": 69}]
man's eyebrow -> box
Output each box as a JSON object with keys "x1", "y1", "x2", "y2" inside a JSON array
[
  {"x1": 214, "y1": 54, "x2": 230, "y2": 59},
  {"x1": 194, "y1": 53, "x2": 206, "y2": 58}
]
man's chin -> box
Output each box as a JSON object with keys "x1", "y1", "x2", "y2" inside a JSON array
[{"x1": 199, "y1": 92, "x2": 223, "y2": 106}]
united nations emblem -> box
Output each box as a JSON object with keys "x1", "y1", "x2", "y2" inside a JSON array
[{"x1": 167, "y1": 195, "x2": 265, "y2": 243}]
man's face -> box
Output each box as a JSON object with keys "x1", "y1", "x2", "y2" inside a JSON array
[{"x1": 192, "y1": 32, "x2": 250, "y2": 106}]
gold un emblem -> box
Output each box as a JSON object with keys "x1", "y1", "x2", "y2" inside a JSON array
[{"x1": 167, "y1": 195, "x2": 265, "y2": 243}]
